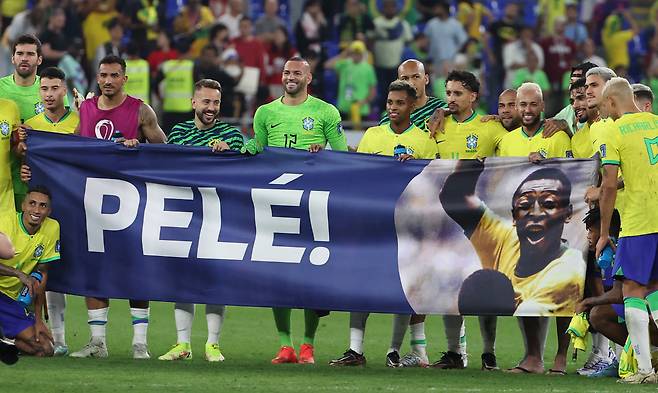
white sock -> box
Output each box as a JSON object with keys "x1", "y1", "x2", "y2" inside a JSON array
[
  {"x1": 46, "y1": 291, "x2": 66, "y2": 345},
  {"x1": 410, "y1": 322, "x2": 427, "y2": 359},
  {"x1": 479, "y1": 315, "x2": 497, "y2": 354},
  {"x1": 349, "y1": 312, "x2": 369, "y2": 354},
  {"x1": 205, "y1": 304, "x2": 225, "y2": 345},
  {"x1": 130, "y1": 307, "x2": 149, "y2": 346},
  {"x1": 443, "y1": 315, "x2": 466, "y2": 354},
  {"x1": 388, "y1": 314, "x2": 410, "y2": 354},
  {"x1": 88, "y1": 307, "x2": 108, "y2": 343},
  {"x1": 175, "y1": 303, "x2": 194, "y2": 344},
  {"x1": 615, "y1": 343, "x2": 623, "y2": 360},
  {"x1": 592, "y1": 332, "x2": 610, "y2": 358},
  {"x1": 625, "y1": 303, "x2": 653, "y2": 373}
]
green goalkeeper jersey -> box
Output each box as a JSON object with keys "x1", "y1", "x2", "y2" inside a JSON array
[{"x1": 253, "y1": 95, "x2": 348, "y2": 151}]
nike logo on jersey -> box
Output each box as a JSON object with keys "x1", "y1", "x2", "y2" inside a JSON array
[
  {"x1": 271, "y1": 123, "x2": 282, "y2": 128},
  {"x1": 436, "y1": 140, "x2": 446, "y2": 144}
]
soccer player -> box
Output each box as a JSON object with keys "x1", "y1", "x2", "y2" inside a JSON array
[
  {"x1": 431, "y1": 70, "x2": 508, "y2": 371},
  {"x1": 497, "y1": 83, "x2": 572, "y2": 159},
  {"x1": 631, "y1": 83, "x2": 654, "y2": 113},
  {"x1": 0, "y1": 185, "x2": 60, "y2": 357},
  {"x1": 330, "y1": 80, "x2": 437, "y2": 368},
  {"x1": 0, "y1": 34, "x2": 44, "y2": 211},
  {"x1": 596, "y1": 77, "x2": 658, "y2": 384},
  {"x1": 496, "y1": 89, "x2": 521, "y2": 131},
  {"x1": 253, "y1": 56, "x2": 347, "y2": 364},
  {"x1": 551, "y1": 62, "x2": 598, "y2": 134},
  {"x1": 158, "y1": 79, "x2": 246, "y2": 363},
  {"x1": 70, "y1": 55, "x2": 166, "y2": 360},
  {"x1": 569, "y1": 79, "x2": 595, "y2": 159},
  {"x1": 25, "y1": 67, "x2": 79, "y2": 134}
]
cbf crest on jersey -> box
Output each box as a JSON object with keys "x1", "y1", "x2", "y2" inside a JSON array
[
  {"x1": 34, "y1": 244, "x2": 44, "y2": 258},
  {"x1": 35, "y1": 102, "x2": 45, "y2": 114},
  {"x1": 0, "y1": 121, "x2": 10, "y2": 137},
  {"x1": 302, "y1": 117, "x2": 315, "y2": 131},
  {"x1": 466, "y1": 134, "x2": 478, "y2": 150},
  {"x1": 599, "y1": 143, "x2": 607, "y2": 158}
]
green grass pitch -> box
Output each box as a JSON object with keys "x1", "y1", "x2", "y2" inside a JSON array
[{"x1": 2, "y1": 296, "x2": 654, "y2": 392}]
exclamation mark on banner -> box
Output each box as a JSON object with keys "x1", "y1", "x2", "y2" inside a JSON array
[{"x1": 309, "y1": 191, "x2": 330, "y2": 266}]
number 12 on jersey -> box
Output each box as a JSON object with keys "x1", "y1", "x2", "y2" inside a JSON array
[{"x1": 284, "y1": 133, "x2": 297, "y2": 148}]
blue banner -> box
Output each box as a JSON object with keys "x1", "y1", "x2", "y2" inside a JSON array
[{"x1": 27, "y1": 131, "x2": 599, "y2": 316}]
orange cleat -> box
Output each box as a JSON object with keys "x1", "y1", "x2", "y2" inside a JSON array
[
  {"x1": 298, "y1": 344, "x2": 315, "y2": 364},
  {"x1": 271, "y1": 346, "x2": 298, "y2": 364}
]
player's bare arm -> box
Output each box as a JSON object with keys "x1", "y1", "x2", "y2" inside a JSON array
[
  {"x1": 596, "y1": 164, "x2": 619, "y2": 259},
  {"x1": 139, "y1": 102, "x2": 167, "y2": 144},
  {"x1": 576, "y1": 280, "x2": 622, "y2": 313},
  {"x1": 439, "y1": 159, "x2": 487, "y2": 236},
  {"x1": 0, "y1": 232, "x2": 14, "y2": 259},
  {"x1": 543, "y1": 118, "x2": 572, "y2": 138}
]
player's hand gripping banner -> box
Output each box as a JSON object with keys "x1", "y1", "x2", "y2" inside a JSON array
[{"x1": 27, "y1": 131, "x2": 598, "y2": 316}]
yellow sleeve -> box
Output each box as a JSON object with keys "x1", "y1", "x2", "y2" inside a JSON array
[
  {"x1": 418, "y1": 138, "x2": 439, "y2": 159},
  {"x1": 356, "y1": 129, "x2": 375, "y2": 154},
  {"x1": 489, "y1": 122, "x2": 509, "y2": 151},
  {"x1": 39, "y1": 219, "x2": 60, "y2": 264},
  {"x1": 469, "y1": 208, "x2": 515, "y2": 270},
  {"x1": 600, "y1": 125, "x2": 620, "y2": 165},
  {"x1": 547, "y1": 131, "x2": 572, "y2": 158}
]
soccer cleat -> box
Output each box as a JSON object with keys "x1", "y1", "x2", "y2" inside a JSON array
[
  {"x1": 577, "y1": 355, "x2": 611, "y2": 376},
  {"x1": 481, "y1": 352, "x2": 498, "y2": 371},
  {"x1": 386, "y1": 351, "x2": 400, "y2": 368},
  {"x1": 431, "y1": 351, "x2": 465, "y2": 369},
  {"x1": 298, "y1": 343, "x2": 315, "y2": 364},
  {"x1": 329, "y1": 349, "x2": 366, "y2": 366},
  {"x1": 132, "y1": 343, "x2": 150, "y2": 359},
  {"x1": 398, "y1": 352, "x2": 429, "y2": 368},
  {"x1": 158, "y1": 343, "x2": 192, "y2": 361},
  {"x1": 70, "y1": 338, "x2": 108, "y2": 358},
  {"x1": 271, "y1": 346, "x2": 297, "y2": 364},
  {"x1": 53, "y1": 343, "x2": 69, "y2": 357},
  {"x1": 617, "y1": 370, "x2": 658, "y2": 384},
  {"x1": 588, "y1": 360, "x2": 619, "y2": 378},
  {"x1": 205, "y1": 343, "x2": 225, "y2": 362}
]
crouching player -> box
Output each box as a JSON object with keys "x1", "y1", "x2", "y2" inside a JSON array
[{"x1": 0, "y1": 186, "x2": 60, "y2": 356}]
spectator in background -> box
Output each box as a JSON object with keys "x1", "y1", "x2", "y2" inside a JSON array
[
  {"x1": 457, "y1": 0, "x2": 492, "y2": 42},
  {"x1": 602, "y1": 8, "x2": 638, "y2": 77},
  {"x1": 538, "y1": 0, "x2": 566, "y2": 37},
  {"x1": 173, "y1": 0, "x2": 215, "y2": 36},
  {"x1": 425, "y1": 1, "x2": 468, "y2": 78},
  {"x1": 408, "y1": 32, "x2": 429, "y2": 62},
  {"x1": 58, "y1": 38, "x2": 87, "y2": 106},
  {"x1": 93, "y1": 18, "x2": 126, "y2": 83},
  {"x1": 1, "y1": 0, "x2": 27, "y2": 34},
  {"x1": 503, "y1": 26, "x2": 544, "y2": 89},
  {"x1": 120, "y1": 0, "x2": 159, "y2": 50},
  {"x1": 304, "y1": 50, "x2": 324, "y2": 98},
  {"x1": 193, "y1": 45, "x2": 240, "y2": 118},
  {"x1": 295, "y1": 0, "x2": 328, "y2": 56},
  {"x1": 38, "y1": 7, "x2": 68, "y2": 71},
  {"x1": 147, "y1": 31, "x2": 179, "y2": 78},
  {"x1": 512, "y1": 50, "x2": 550, "y2": 94},
  {"x1": 541, "y1": 16, "x2": 576, "y2": 116},
  {"x1": 644, "y1": 63, "x2": 658, "y2": 114},
  {"x1": 2, "y1": 0, "x2": 51, "y2": 47},
  {"x1": 265, "y1": 26, "x2": 298, "y2": 100},
  {"x1": 209, "y1": 23, "x2": 231, "y2": 54},
  {"x1": 81, "y1": 0, "x2": 119, "y2": 65},
  {"x1": 373, "y1": 0, "x2": 412, "y2": 114},
  {"x1": 582, "y1": 38, "x2": 607, "y2": 67},
  {"x1": 336, "y1": 0, "x2": 374, "y2": 47},
  {"x1": 254, "y1": 0, "x2": 287, "y2": 44},
  {"x1": 564, "y1": 1, "x2": 588, "y2": 46},
  {"x1": 232, "y1": 17, "x2": 268, "y2": 87},
  {"x1": 218, "y1": 0, "x2": 246, "y2": 39},
  {"x1": 484, "y1": 2, "x2": 521, "y2": 112},
  {"x1": 326, "y1": 40, "x2": 376, "y2": 127}
]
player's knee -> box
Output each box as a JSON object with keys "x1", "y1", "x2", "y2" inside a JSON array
[{"x1": 589, "y1": 305, "x2": 610, "y2": 331}]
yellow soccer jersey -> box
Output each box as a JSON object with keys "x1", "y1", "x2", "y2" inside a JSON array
[
  {"x1": 497, "y1": 124, "x2": 572, "y2": 158},
  {"x1": 0, "y1": 99, "x2": 19, "y2": 214},
  {"x1": 0, "y1": 212, "x2": 60, "y2": 299},
  {"x1": 434, "y1": 113, "x2": 507, "y2": 159},
  {"x1": 357, "y1": 124, "x2": 438, "y2": 159},
  {"x1": 600, "y1": 112, "x2": 658, "y2": 237},
  {"x1": 469, "y1": 208, "x2": 586, "y2": 316},
  {"x1": 571, "y1": 122, "x2": 595, "y2": 158},
  {"x1": 25, "y1": 109, "x2": 79, "y2": 134},
  {"x1": 591, "y1": 118, "x2": 626, "y2": 231}
]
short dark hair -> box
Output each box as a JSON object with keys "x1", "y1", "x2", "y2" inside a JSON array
[
  {"x1": 445, "y1": 70, "x2": 480, "y2": 94},
  {"x1": 572, "y1": 62, "x2": 598, "y2": 76},
  {"x1": 209, "y1": 23, "x2": 228, "y2": 41},
  {"x1": 583, "y1": 207, "x2": 621, "y2": 238},
  {"x1": 27, "y1": 185, "x2": 52, "y2": 202},
  {"x1": 40, "y1": 66, "x2": 66, "y2": 81},
  {"x1": 513, "y1": 167, "x2": 572, "y2": 207},
  {"x1": 195, "y1": 78, "x2": 222, "y2": 94},
  {"x1": 99, "y1": 55, "x2": 126, "y2": 74},
  {"x1": 105, "y1": 17, "x2": 121, "y2": 30},
  {"x1": 388, "y1": 80, "x2": 417, "y2": 101},
  {"x1": 633, "y1": 85, "x2": 654, "y2": 104},
  {"x1": 569, "y1": 78, "x2": 586, "y2": 92},
  {"x1": 13, "y1": 34, "x2": 42, "y2": 57}
]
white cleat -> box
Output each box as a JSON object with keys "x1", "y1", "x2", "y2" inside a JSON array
[
  {"x1": 617, "y1": 370, "x2": 657, "y2": 384},
  {"x1": 132, "y1": 343, "x2": 150, "y2": 359},
  {"x1": 70, "y1": 339, "x2": 108, "y2": 358}
]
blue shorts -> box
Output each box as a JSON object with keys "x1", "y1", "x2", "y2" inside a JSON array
[
  {"x1": 612, "y1": 303, "x2": 625, "y2": 323},
  {"x1": 616, "y1": 233, "x2": 658, "y2": 286},
  {"x1": 0, "y1": 292, "x2": 34, "y2": 338}
]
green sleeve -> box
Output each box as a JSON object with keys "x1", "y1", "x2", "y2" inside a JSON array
[
  {"x1": 334, "y1": 59, "x2": 347, "y2": 74},
  {"x1": 253, "y1": 106, "x2": 269, "y2": 148},
  {"x1": 323, "y1": 105, "x2": 348, "y2": 151},
  {"x1": 553, "y1": 105, "x2": 575, "y2": 134},
  {"x1": 368, "y1": 64, "x2": 377, "y2": 88}
]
